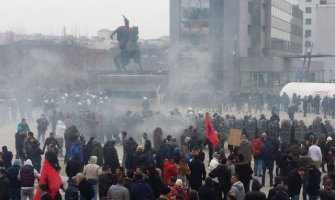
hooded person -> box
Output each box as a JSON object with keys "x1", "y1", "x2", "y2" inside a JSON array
[
  {"x1": 18, "y1": 159, "x2": 41, "y2": 200},
  {"x1": 245, "y1": 179, "x2": 266, "y2": 200},
  {"x1": 168, "y1": 179, "x2": 188, "y2": 200},
  {"x1": 7, "y1": 159, "x2": 22, "y2": 200},
  {"x1": 229, "y1": 175, "x2": 245, "y2": 200}
]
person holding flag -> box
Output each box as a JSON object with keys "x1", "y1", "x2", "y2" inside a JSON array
[
  {"x1": 205, "y1": 112, "x2": 220, "y2": 162},
  {"x1": 34, "y1": 153, "x2": 63, "y2": 200}
]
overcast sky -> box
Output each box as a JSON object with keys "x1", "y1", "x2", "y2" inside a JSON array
[{"x1": 0, "y1": 0, "x2": 170, "y2": 39}]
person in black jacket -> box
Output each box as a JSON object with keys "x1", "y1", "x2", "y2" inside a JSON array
[
  {"x1": 235, "y1": 154, "x2": 253, "y2": 192},
  {"x1": 287, "y1": 167, "x2": 305, "y2": 200},
  {"x1": 7, "y1": 159, "x2": 21, "y2": 200},
  {"x1": 199, "y1": 177, "x2": 216, "y2": 200},
  {"x1": 270, "y1": 184, "x2": 290, "y2": 200},
  {"x1": 209, "y1": 157, "x2": 231, "y2": 200},
  {"x1": 189, "y1": 153, "x2": 206, "y2": 191},
  {"x1": 319, "y1": 178, "x2": 335, "y2": 200},
  {"x1": 130, "y1": 173, "x2": 154, "y2": 200},
  {"x1": 73, "y1": 173, "x2": 95, "y2": 200},
  {"x1": 30, "y1": 139, "x2": 44, "y2": 172},
  {"x1": 306, "y1": 163, "x2": 321, "y2": 200},
  {"x1": 98, "y1": 165, "x2": 113, "y2": 200},
  {"x1": 66, "y1": 153, "x2": 84, "y2": 181},
  {"x1": 245, "y1": 179, "x2": 266, "y2": 200},
  {"x1": 0, "y1": 160, "x2": 10, "y2": 200},
  {"x1": 125, "y1": 137, "x2": 138, "y2": 170},
  {"x1": 1, "y1": 146, "x2": 13, "y2": 169},
  {"x1": 148, "y1": 166, "x2": 163, "y2": 199},
  {"x1": 267, "y1": 176, "x2": 284, "y2": 200},
  {"x1": 103, "y1": 140, "x2": 120, "y2": 172}
]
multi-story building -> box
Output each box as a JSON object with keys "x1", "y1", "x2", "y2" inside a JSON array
[
  {"x1": 314, "y1": 1, "x2": 335, "y2": 81},
  {"x1": 170, "y1": 0, "x2": 323, "y2": 95}
]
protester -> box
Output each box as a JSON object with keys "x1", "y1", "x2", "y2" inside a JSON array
[
  {"x1": 83, "y1": 156, "x2": 101, "y2": 200},
  {"x1": 7, "y1": 159, "x2": 21, "y2": 200},
  {"x1": 229, "y1": 175, "x2": 245, "y2": 200},
  {"x1": 0, "y1": 160, "x2": 10, "y2": 200},
  {"x1": 108, "y1": 175, "x2": 130, "y2": 200},
  {"x1": 245, "y1": 179, "x2": 266, "y2": 200},
  {"x1": 18, "y1": 159, "x2": 41, "y2": 200}
]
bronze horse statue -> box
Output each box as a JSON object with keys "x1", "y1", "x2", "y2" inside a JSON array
[{"x1": 111, "y1": 17, "x2": 142, "y2": 71}]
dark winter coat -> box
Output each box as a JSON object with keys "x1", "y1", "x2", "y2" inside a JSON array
[
  {"x1": 0, "y1": 169, "x2": 10, "y2": 200},
  {"x1": 103, "y1": 142, "x2": 120, "y2": 172},
  {"x1": 261, "y1": 140, "x2": 278, "y2": 161},
  {"x1": 270, "y1": 186, "x2": 290, "y2": 200},
  {"x1": 319, "y1": 188, "x2": 335, "y2": 200},
  {"x1": 130, "y1": 180, "x2": 154, "y2": 200},
  {"x1": 287, "y1": 169, "x2": 303, "y2": 196},
  {"x1": 98, "y1": 173, "x2": 113, "y2": 199},
  {"x1": 19, "y1": 165, "x2": 35, "y2": 187},
  {"x1": 92, "y1": 142, "x2": 104, "y2": 166},
  {"x1": 199, "y1": 186, "x2": 216, "y2": 200},
  {"x1": 148, "y1": 171, "x2": 163, "y2": 199},
  {"x1": 2, "y1": 150, "x2": 13, "y2": 169},
  {"x1": 306, "y1": 168, "x2": 321, "y2": 196},
  {"x1": 78, "y1": 178, "x2": 95, "y2": 200},
  {"x1": 7, "y1": 164, "x2": 21, "y2": 188},
  {"x1": 133, "y1": 151, "x2": 147, "y2": 169},
  {"x1": 65, "y1": 159, "x2": 84, "y2": 180},
  {"x1": 208, "y1": 164, "x2": 231, "y2": 192},
  {"x1": 65, "y1": 183, "x2": 80, "y2": 200},
  {"x1": 245, "y1": 180, "x2": 266, "y2": 200},
  {"x1": 36, "y1": 117, "x2": 49, "y2": 132},
  {"x1": 189, "y1": 157, "x2": 206, "y2": 191},
  {"x1": 156, "y1": 143, "x2": 170, "y2": 166},
  {"x1": 235, "y1": 162, "x2": 253, "y2": 190}
]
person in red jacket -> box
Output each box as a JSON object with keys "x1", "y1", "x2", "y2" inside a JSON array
[
  {"x1": 168, "y1": 179, "x2": 188, "y2": 200},
  {"x1": 163, "y1": 157, "x2": 178, "y2": 186},
  {"x1": 252, "y1": 134, "x2": 264, "y2": 177}
]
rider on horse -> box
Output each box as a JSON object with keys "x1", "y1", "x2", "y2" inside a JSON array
[{"x1": 111, "y1": 16, "x2": 142, "y2": 71}]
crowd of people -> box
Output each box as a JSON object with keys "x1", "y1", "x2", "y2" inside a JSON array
[{"x1": 1, "y1": 92, "x2": 335, "y2": 199}]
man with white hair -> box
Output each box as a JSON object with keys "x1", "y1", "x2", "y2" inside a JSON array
[
  {"x1": 18, "y1": 159, "x2": 40, "y2": 200},
  {"x1": 83, "y1": 156, "x2": 101, "y2": 200}
]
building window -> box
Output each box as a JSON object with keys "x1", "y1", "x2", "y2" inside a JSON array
[
  {"x1": 305, "y1": 18, "x2": 312, "y2": 25},
  {"x1": 306, "y1": 0, "x2": 312, "y2": 2},
  {"x1": 305, "y1": 30, "x2": 312, "y2": 38},
  {"x1": 305, "y1": 41, "x2": 312, "y2": 47},
  {"x1": 306, "y1": 7, "x2": 312, "y2": 13}
]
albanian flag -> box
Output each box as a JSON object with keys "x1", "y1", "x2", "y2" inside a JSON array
[
  {"x1": 34, "y1": 159, "x2": 62, "y2": 200},
  {"x1": 205, "y1": 112, "x2": 219, "y2": 148}
]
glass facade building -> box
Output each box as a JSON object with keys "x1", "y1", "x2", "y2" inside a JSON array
[
  {"x1": 180, "y1": 0, "x2": 210, "y2": 53},
  {"x1": 271, "y1": 0, "x2": 303, "y2": 54}
]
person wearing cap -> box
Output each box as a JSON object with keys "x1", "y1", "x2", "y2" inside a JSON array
[
  {"x1": 7, "y1": 159, "x2": 21, "y2": 200},
  {"x1": 168, "y1": 179, "x2": 188, "y2": 200}
]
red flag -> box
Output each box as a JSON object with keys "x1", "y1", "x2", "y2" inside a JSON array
[
  {"x1": 34, "y1": 159, "x2": 62, "y2": 200},
  {"x1": 205, "y1": 112, "x2": 219, "y2": 148}
]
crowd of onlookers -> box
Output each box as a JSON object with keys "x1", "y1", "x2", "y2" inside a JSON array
[{"x1": 1, "y1": 109, "x2": 335, "y2": 200}]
